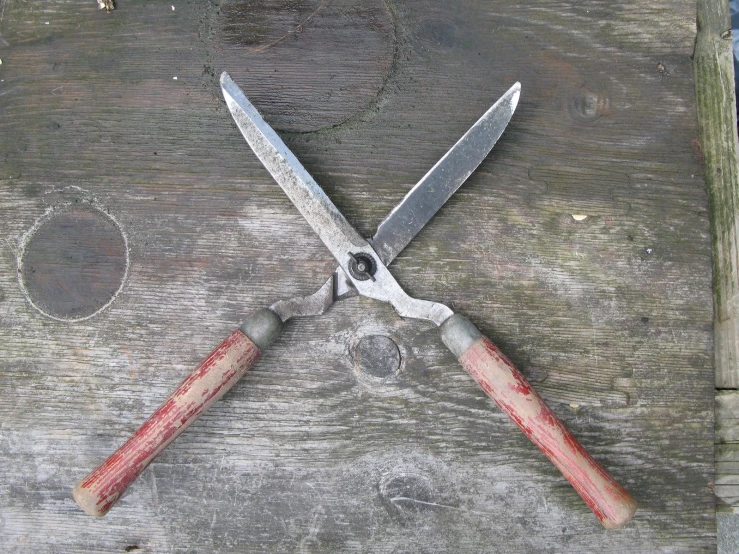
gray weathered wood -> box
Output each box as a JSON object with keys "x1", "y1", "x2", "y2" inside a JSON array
[
  {"x1": 695, "y1": 0, "x2": 739, "y2": 389},
  {"x1": 0, "y1": 0, "x2": 715, "y2": 551},
  {"x1": 717, "y1": 391, "x2": 739, "y2": 510}
]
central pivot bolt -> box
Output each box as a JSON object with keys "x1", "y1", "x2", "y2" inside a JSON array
[{"x1": 348, "y1": 252, "x2": 377, "y2": 281}]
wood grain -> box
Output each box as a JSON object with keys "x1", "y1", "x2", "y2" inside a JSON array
[
  {"x1": 717, "y1": 390, "x2": 739, "y2": 510},
  {"x1": 0, "y1": 0, "x2": 714, "y2": 551}
]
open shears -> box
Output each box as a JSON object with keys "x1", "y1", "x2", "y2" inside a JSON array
[{"x1": 73, "y1": 73, "x2": 637, "y2": 528}]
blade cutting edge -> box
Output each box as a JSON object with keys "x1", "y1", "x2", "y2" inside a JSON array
[{"x1": 371, "y1": 82, "x2": 520, "y2": 265}]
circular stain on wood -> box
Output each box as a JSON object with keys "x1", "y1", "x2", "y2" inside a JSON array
[
  {"x1": 568, "y1": 89, "x2": 610, "y2": 123},
  {"x1": 19, "y1": 206, "x2": 128, "y2": 321},
  {"x1": 378, "y1": 472, "x2": 436, "y2": 519},
  {"x1": 354, "y1": 335, "x2": 401, "y2": 378},
  {"x1": 208, "y1": 0, "x2": 395, "y2": 132}
]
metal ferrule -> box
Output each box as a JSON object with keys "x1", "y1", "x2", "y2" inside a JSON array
[
  {"x1": 240, "y1": 308, "x2": 284, "y2": 351},
  {"x1": 440, "y1": 313, "x2": 483, "y2": 358}
]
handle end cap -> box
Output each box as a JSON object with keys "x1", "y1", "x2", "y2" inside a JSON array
[
  {"x1": 73, "y1": 481, "x2": 112, "y2": 518},
  {"x1": 600, "y1": 495, "x2": 637, "y2": 529}
]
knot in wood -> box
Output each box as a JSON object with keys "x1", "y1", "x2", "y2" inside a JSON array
[
  {"x1": 569, "y1": 90, "x2": 610, "y2": 123},
  {"x1": 353, "y1": 335, "x2": 401, "y2": 378}
]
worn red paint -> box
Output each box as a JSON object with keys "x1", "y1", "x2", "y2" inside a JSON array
[
  {"x1": 459, "y1": 337, "x2": 637, "y2": 529},
  {"x1": 75, "y1": 329, "x2": 261, "y2": 517}
]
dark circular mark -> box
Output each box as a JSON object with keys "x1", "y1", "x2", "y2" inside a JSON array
[
  {"x1": 19, "y1": 206, "x2": 128, "y2": 320},
  {"x1": 523, "y1": 365, "x2": 547, "y2": 384},
  {"x1": 641, "y1": 317, "x2": 649, "y2": 324},
  {"x1": 354, "y1": 335, "x2": 401, "y2": 378},
  {"x1": 379, "y1": 473, "x2": 435, "y2": 517},
  {"x1": 208, "y1": 0, "x2": 395, "y2": 132},
  {"x1": 49, "y1": 121, "x2": 61, "y2": 130},
  {"x1": 568, "y1": 90, "x2": 610, "y2": 123}
]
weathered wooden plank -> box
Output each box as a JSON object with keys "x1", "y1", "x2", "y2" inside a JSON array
[
  {"x1": 717, "y1": 391, "x2": 739, "y2": 510},
  {"x1": 695, "y1": 0, "x2": 739, "y2": 388},
  {"x1": 717, "y1": 445, "x2": 739, "y2": 510},
  {"x1": 0, "y1": 0, "x2": 715, "y2": 552},
  {"x1": 718, "y1": 390, "x2": 739, "y2": 443}
]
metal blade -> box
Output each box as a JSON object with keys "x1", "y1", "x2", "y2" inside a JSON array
[
  {"x1": 221, "y1": 72, "x2": 370, "y2": 273},
  {"x1": 372, "y1": 82, "x2": 520, "y2": 265}
]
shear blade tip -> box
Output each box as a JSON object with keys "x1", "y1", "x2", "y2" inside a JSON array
[
  {"x1": 510, "y1": 85, "x2": 521, "y2": 112},
  {"x1": 220, "y1": 72, "x2": 241, "y2": 107},
  {"x1": 220, "y1": 71, "x2": 233, "y2": 87}
]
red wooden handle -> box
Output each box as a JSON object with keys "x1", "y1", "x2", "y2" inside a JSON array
[
  {"x1": 460, "y1": 336, "x2": 637, "y2": 528},
  {"x1": 73, "y1": 329, "x2": 261, "y2": 517}
]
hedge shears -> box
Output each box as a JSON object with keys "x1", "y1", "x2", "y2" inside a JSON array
[{"x1": 73, "y1": 72, "x2": 636, "y2": 528}]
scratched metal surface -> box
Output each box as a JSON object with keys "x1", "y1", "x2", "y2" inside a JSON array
[{"x1": 0, "y1": 0, "x2": 714, "y2": 552}]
